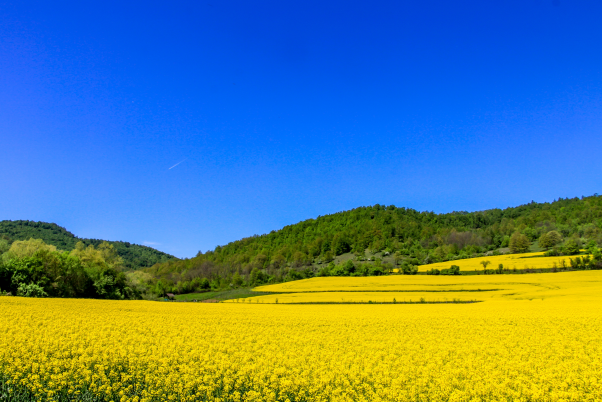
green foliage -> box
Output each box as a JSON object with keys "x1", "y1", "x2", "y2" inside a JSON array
[
  {"x1": 592, "y1": 247, "x2": 602, "y2": 263},
  {"x1": 538, "y1": 231, "x2": 563, "y2": 250},
  {"x1": 441, "y1": 265, "x2": 460, "y2": 275},
  {"x1": 249, "y1": 267, "x2": 269, "y2": 285},
  {"x1": 0, "y1": 239, "x2": 10, "y2": 254},
  {"x1": 401, "y1": 261, "x2": 418, "y2": 275},
  {"x1": 0, "y1": 220, "x2": 175, "y2": 270},
  {"x1": 544, "y1": 247, "x2": 562, "y2": 257},
  {"x1": 0, "y1": 240, "x2": 139, "y2": 299},
  {"x1": 509, "y1": 232, "x2": 531, "y2": 253},
  {"x1": 17, "y1": 282, "x2": 48, "y2": 298},
  {"x1": 562, "y1": 239, "x2": 580, "y2": 255}
]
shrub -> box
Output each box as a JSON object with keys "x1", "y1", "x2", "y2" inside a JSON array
[
  {"x1": 563, "y1": 240, "x2": 580, "y2": 256},
  {"x1": 17, "y1": 282, "x2": 47, "y2": 298},
  {"x1": 544, "y1": 247, "x2": 561, "y2": 257},
  {"x1": 401, "y1": 262, "x2": 418, "y2": 275},
  {"x1": 441, "y1": 265, "x2": 460, "y2": 275}
]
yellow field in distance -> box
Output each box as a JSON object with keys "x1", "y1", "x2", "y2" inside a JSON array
[
  {"x1": 417, "y1": 251, "x2": 585, "y2": 272},
  {"x1": 230, "y1": 290, "x2": 484, "y2": 304},
  {"x1": 250, "y1": 270, "x2": 602, "y2": 304}
]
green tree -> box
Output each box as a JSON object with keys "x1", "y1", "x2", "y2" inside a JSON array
[
  {"x1": 401, "y1": 261, "x2": 418, "y2": 275},
  {"x1": 249, "y1": 267, "x2": 267, "y2": 285},
  {"x1": 4, "y1": 238, "x2": 57, "y2": 260},
  {"x1": 539, "y1": 231, "x2": 562, "y2": 250},
  {"x1": 509, "y1": 232, "x2": 531, "y2": 253},
  {"x1": 322, "y1": 250, "x2": 334, "y2": 263},
  {"x1": 480, "y1": 260, "x2": 491, "y2": 271},
  {"x1": 271, "y1": 254, "x2": 286, "y2": 269},
  {"x1": 562, "y1": 239, "x2": 580, "y2": 255},
  {"x1": 17, "y1": 282, "x2": 48, "y2": 298},
  {"x1": 232, "y1": 271, "x2": 244, "y2": 287},
  {"x1": 199, "y1": 277, "x2": 211, "y2": 290},
  {"x1": 0, "y1": 239, "x2": 10, "y2": 254},
  {"x1": 155, "y1": 280, "x2": 168, "y2": 297}
]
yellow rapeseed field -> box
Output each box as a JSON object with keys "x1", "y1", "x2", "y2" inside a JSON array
[
  {"x1": 416, "y1": 252, "x2": 585, "y2": 272},
  {"x1": 249, "y1": 270, "x2": 602, "y2": 303},
  {"x1": 2, "y1": 270, "x2": 602, "y2": 401}
]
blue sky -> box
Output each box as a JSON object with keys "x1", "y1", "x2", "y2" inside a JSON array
[{"x1": 1, "y1": 1, "x2": 601, "y2": 258}]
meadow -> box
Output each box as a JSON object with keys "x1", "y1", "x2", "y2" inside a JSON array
[{"x1": 2, "y1": 270, "x2": 602, "y2": 401}]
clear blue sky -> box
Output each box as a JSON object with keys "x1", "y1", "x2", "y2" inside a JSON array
[{"x1": 1, "y1": 1, "x2": 601, "y2": 258}]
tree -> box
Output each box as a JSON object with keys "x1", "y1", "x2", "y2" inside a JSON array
[
  {"x1": 509, "y1": 232, "x2": 530, "y2": 253},
  {"x1": 249, "y1": 267, "x2": 267, "y2": 285},
  {"x1": 539, "y1": 231, "x2": 562, "y2": 250},
  {"x1": 441, "y1": 265, "x2": 460, "y2": 275},
  {"x1": 232, "y1": 271, "x2": 244, "y2": 287},
  {"x1": 480, "y1": 260, "x2": 491, "y2": 271},
  {"x1": 401, "y1": 261, "x2": 418, "y2": 275},
  {"x1": 562, "y1": 239, "x2": 580, "y2": 255},
  {"x1": 155, "y1": 280, "x2": 167, "y2": 297},
  {"x1": 591, "y1": 248, "x2": 602, "y2": 269},
  {"x1": 254, "y1": 254, "x2": 268, "y2": 268},
  {"x1": 4, "y1": 238, "x2": 57, "y2": 260},
  {"x1": 291, "y1": 251, "x2": 307, "y2": 268},
  {"x1": 332, "y1": 236, "x2": 351, "y2": 256},
  {"x1": 199, "y1": 278, "x2": 211, "y2": 290},
  {"x1": 322, "y1": 250, "x2": 334, "y2": 263},
  {"x1": 271, "y1": 254, "x2": 286, "y2": 269},
  {"x1": 538, "y1": 233, "x2": 550, "y2": 249},
  {"x1": 0, "y1": 239, "x2": 10, "y2": 254}
]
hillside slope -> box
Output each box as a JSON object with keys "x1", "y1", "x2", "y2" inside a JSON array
[
  {"x1": 0, "y1": 220, "x2": 175, "y2": 270},
  {"x1": 145, "y1": 195, "x2": 602, "y2": 294}
]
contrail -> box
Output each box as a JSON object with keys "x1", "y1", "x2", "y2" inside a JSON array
[{"x1": 168, "y1": 159, "x2": 187, "y2": 170}]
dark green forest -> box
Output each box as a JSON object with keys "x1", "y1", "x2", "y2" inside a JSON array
[
  {"x1": 143, "y1": 195, "x2": 602, "y2": 296},
  {"x1": 0, "y1": 221, "x2": 175, "y2": 270}
]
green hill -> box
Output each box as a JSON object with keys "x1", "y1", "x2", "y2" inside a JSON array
[
  {"x1": 145, "y1": 195, "x2": 602, "y2": 295},
  {"x1": 0, "y1": 220, "x2": 175, "y2": 270}
]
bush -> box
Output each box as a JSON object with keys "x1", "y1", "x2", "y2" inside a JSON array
[
  {"x1": 401, "y1": 262, "x2": 418, "y2": 275},
  {"x1": 316, "y1": 266, "x2": 331, "y2": 277},
  {"x1": 368, "y1": 265, "x2": 385, "y2": 276},
  {"x1": 563, "y1": 239, "x2": 580, "y2": 255},
  {"x1": 544, "y1": 247, "x2": 561, "y2": 257},
  {"x1": 441, "y1": 265, "x2": 460, "y2": 275},
  {"x1": 17, "y1": 282, "x2": 47, "y2": 298},
  {"x1": 569, "y1": 257, "x2": 582, "y2": 269}
]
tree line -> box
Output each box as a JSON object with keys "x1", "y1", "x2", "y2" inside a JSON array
[
  {"x1": 0, "y1": 238, "x2": 138, "y2": 299},
  {"x1": 0, "y1": 220, "x2": 175, "y2": 270}
]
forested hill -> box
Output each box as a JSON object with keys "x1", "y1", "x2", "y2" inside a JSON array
[
  {"x1": 146, "y1": 195, "x2": 602, "y2": 292},
  {"x1": 0, "y1": 220, "x2": 175, "y2": 270}
]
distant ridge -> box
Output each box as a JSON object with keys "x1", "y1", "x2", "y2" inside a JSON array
[
  {"x1": 144, "y1": 195, "x2": 602, "y2": 294},
  {"x1": 0, "y1": 220, "x2": 176, "y2": 270}
]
